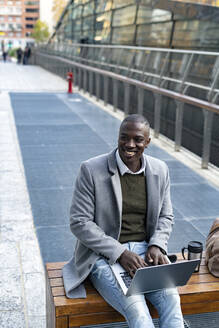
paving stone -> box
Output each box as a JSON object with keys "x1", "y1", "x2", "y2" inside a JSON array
[
  {"x1": 0, "y1": 311, "x2": 26, "y2": 328},
  {"x1": 23, "y1": 272, "x2": 46, "y2": 316},
  {"x1": 20, "y1": 240, "x2": 44, "y2": 274},
  {"x1": 0, "y1": 188, "x2": 30, "y2": 204},
  {"x1": 0, "y1": 242, "x2": 20, "y2": 269},
  {"x1": 0, "y1": 268, "x2": 23, "y2": 311},
  {"x1": 1, "y1": 221, "x2": 35, "y2": 242},
  {"x1": 0, "y1": 160, "x2": 21, "y2": 172},
  {"x1": 27, "y1": 315, "x2": 46, "y2": 328},
  {"x1": 0, "y1": 111, "x2": 10, "y2": 122},
  {"x1": 0, "y1": 206, "x2": 31, "y2": 223},
  {"x1": 0, "y1": 172, "x2": 25, "y2": 191},
  {"x1": 0, "y1": 144, "x2": 17, "y2": 161}
]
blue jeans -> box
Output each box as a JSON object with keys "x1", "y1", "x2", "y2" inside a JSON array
[{"x1": 89, "y1": 241, "x2": 184, "y2": 328}]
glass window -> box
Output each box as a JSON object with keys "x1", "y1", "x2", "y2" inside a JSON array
[
  {"x1": 73, "y1": 18, "x2": 81, "y2": 32},
  {"x1": 112, "y1": 25, "x2": 135, "y2": 44},
  {"x1": 83, "y1": 15, "x2": 93, "y2": 30},
  {"x1": 112, "y1": 0, "x2": 135, "y2": 9},
  {"x1": 8, "y1": 16, "x2": 13, "y2": 21},
  {"x1": 25, "y1": 8, "x2": 39, "y2": 13},
  {"x1": 16, "y1": 17, "x2": 21, "y2": 22},
  {"x1": 0, "y1": 16, "x2": 4, "y2": 21},
  {"x1": 7, "y1": 1, "x2": 13, "y2": 5},
  {"x1": 26, "y1": 24, "x2": 34, "y2": 28},
  {"x1": 94, "y1": 25, "x2": 110, "y2": 43},
  {"x1": 16, "y1": 32, "x2": 21, "y2": 37},
  {"x1": 96, "y1": 0, "x2": 113, "y2": 13},
  {"x1": 15, "y1": 7, "x2": 22, "y2": 14},
  {"x1": 72, "y1": 5, "x2": 82, "y2": 19},
  {"x1": 82, "y1": 1, "x2": 94, "y2": 17},
  {"x1": 81, "y1": 29, "x2": 94, "y2": 42},
  {"x1": 112, "y1": 5, "x2": 136, "y2": 27},
  {"x1": 137, "y1": 7, "x2": 171, "y2": 24},
  {"x1": 25, "y1": 1, "x2": 39, "y2": 5},
  {"x1": 136, "y1": 22, "x2": 172, "y2": 47},
  {"x1": 95, "y1": 11, "x2": 111, "y2": 39}
]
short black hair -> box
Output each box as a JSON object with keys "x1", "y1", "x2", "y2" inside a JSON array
[{"x1": 120, "y1": 114, "x2": 150, "y2": 129}]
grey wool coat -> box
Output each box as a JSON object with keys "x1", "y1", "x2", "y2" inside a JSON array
[{"x1": 63, "y1": 149, "x2": 174, "y2": 298}]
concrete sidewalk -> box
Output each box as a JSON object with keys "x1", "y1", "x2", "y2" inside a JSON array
[
  {"x1": 0, "y1": 62, "x2": 67, "y2": 328},
  {"x1": 1, "y1": 62, "x2": 219, "y2": 328}
]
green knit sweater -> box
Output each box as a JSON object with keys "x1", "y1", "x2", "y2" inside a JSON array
[{"x1": 119, "y1": 173, "x2": 147, "y2": 243}]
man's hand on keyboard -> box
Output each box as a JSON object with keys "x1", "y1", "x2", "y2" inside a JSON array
[
  {"x1": 118, "y1": 249, "x2": 148, "y2": 277},
  {"x1": 145, "y1": 246, "x2": 169, "y2": 266}
]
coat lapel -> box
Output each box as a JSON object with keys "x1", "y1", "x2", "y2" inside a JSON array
[
  {"x1": 108, "y1": 150, "x2": 122, "y2": 223},
  {"x1": 145, "y1": 155, "x2": 159, "y2": 233}
]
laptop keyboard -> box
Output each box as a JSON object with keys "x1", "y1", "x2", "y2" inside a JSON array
[{"x1": 120, "y1": 272, "x2": 132, "y2": 288}]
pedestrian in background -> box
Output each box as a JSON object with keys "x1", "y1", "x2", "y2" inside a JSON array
[
  {"x1": 3, "y1": 50, "x2": 7, "y2": 62},
  {"x1": 23, "y1": 45, "x2": 31, "y2": 65},
  {"x1": 16, "y1": 47, "x2": 23, "y2": 64}
]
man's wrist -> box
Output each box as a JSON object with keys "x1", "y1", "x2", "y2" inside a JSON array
[{"x1": 149, "y1": 245, "x2": 166, "y2": 255}]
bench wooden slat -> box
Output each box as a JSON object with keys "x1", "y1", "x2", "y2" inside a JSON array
[
  {"x1": 181, "y1": 301, "x2": 219, "y2": 315},
  {"x1": 48, "y1": 269, "x2": 63, "y2": 279},
  {"x1": 46, "y1": 262, "x2": 67, "y2": 270},
  {"x1": 54, "y1": 294, "x2": 114, "y2": 316},
  {"x1": 179, "y1": 281, "x2": 219, "y2": 293},
  {"x1": 69, "y1": 311, "x2": 125, "y2": 327},
  {"x1": 50, "y1": 278, "x2": 64, "y2": 287},
  {"x1": 56, "y1": 316, "x2": 68, "y2": 328},
  {"x1": 46, "y1": 252, "x2": 219, "y2": 328},
  {"x1": 188, "y1": 273, "x2": 218, "y2": 284}
]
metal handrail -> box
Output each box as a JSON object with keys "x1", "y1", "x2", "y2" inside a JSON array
[
  {"x1": 33, "y1": 47, "x2": 219, "y2": 169},
  {"x1": 40, "y1": 43, "x2": 219, "y2": 101},
  {"x1": 43, "y1": 42, "x2": 219, "y2": 56}
]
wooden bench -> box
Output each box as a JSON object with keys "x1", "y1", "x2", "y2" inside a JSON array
[{"x1": 46, "y1": 253, "x2": 219, "y2": 328}]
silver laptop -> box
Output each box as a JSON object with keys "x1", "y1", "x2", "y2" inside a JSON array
[{"x1": 110, "y1": 259, "x2": 200, "y2": 296}]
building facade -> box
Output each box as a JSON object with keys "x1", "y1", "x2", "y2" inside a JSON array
[
  {"x1": 51, "y1": 0, "x2": 219, "y2": 52},
  {"x1": 0, "y1": 0, "x2": 39, "y2": 50}
]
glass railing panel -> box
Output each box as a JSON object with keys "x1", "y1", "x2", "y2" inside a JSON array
[{"x1": 186, "y1": 54, "x2": 216, "y2": 87}]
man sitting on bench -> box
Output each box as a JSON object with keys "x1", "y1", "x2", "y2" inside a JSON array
[{"x1": 63, "y1": 114, "x2": 184, "y2": 328}]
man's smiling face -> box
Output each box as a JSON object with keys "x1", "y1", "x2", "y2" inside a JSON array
[{"x1": 118, "y1": 120, "x2": 151, "y2": 172}]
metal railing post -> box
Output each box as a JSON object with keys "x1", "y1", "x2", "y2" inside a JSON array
[
  {"x1": 154, "y1": 94, "x2": 162, "y2": 138},
  {"x1": 113, "y1": 79, "x2": 118, "y2": 112},
  {"x1": 137, "y1": 88, "x2": 144, "y2": 115},
  {"x1": 174, "y1": 101, "x2": 184, "y2": 151},
  {"x1": 202, "y1": 109, "x2": 214, "y2": 169},
  {"x1": 83, "y1": 69, "x2": 87, "y2": 93},
  {"x1": 89, "y1": 71, "x2": 93, "y2": 96},
  {"x1": 96, "y1": 73, "x2": 100, "y2": 101},
  {"x1": 124, "y1": 83, "x2": 130, "y2": 116},
  {"x1": 78, "y1": 68, "x2": 82, "y2": 90},
  {"x1": 73, "y1": 66, "x2": 77, "y2": 87},
  {"x1": 104, "y1": 76, "x2": 109, "y2": 106}
]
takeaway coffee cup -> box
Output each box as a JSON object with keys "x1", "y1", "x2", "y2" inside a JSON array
[{"x1": 182, "y1": 241, "x2": 203, "y2": 272}]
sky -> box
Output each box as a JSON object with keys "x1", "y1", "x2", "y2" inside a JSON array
[{"x1": 40, "y1": 0, "x2": 54, "y2": 33}]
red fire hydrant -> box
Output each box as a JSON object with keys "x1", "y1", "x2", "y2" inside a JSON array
[{"x1": 67, "y1": 72, "x2": 73, "y2": 94}]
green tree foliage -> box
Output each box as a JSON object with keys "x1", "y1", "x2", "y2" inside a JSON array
[{"x1": 31, "y1": 20, "x2": 50, "y2": 43}]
